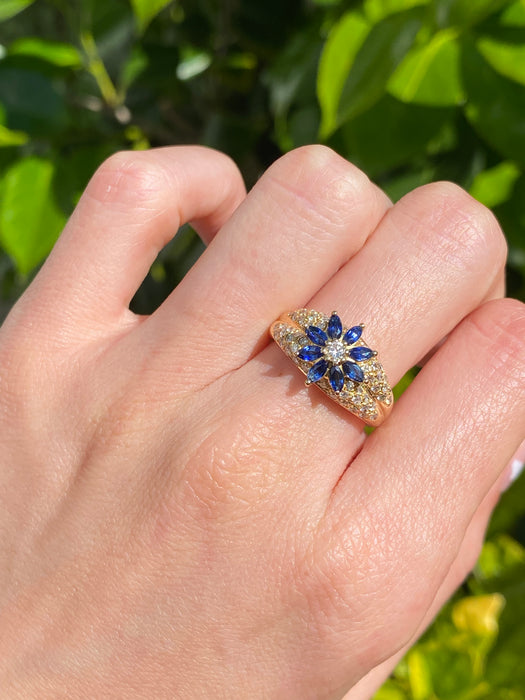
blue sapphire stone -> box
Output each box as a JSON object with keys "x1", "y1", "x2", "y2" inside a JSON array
[
  {"x1": 297, "y1": 345, "x2": 323, "y2": 361},
  {"x1": 307, "y1": 359, "x2": 328, "y2": 383},
  {"x1": 342, "y1": 361, "x2": 364, "y2": 383},
  {"x1": 306, "y1": 325, "x2": 328, "y2": 346},
  {"x1": 329, "y1": 366, "x2": 344, "y2": 392},
  {"x1": 327, "y1": 313, "x2": 343, "y2": 339},
  {"x1": 343, "y1": 325, "x2": 362, "y2": 345},
  {"x1": 350, "y1": 346, "x2": 374, "y2": 361}
]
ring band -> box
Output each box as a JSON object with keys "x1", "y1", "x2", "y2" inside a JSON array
[{"x1": 270, "y1": 309, "x2": 393, "y2": 426}]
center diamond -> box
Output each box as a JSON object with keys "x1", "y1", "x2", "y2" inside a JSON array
[{"x1": 323, "y1": 339, "x2": 347, "y2": 364}]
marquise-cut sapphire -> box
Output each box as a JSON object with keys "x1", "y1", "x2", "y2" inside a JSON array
[
  {"x1": 350, "y1": 346, "x2": 374, "y2": 361},
  {"x1": 329, "y1": 366, "x2": 344, "y2": 392},
  {"x1": 306, "y1": 325, "x2": 328, "y2": 346},
  {"x1": 327, "y1": 313, "x2": 343, "y2": 339},
  {"x1": 297, "y1": 345, "x2": 323, "y2": 361},
  {"x1": 342, "y1": 361, "x2": 364, "y2": 383},
  {"x1": 307, "y1": 359, "x2": 328, "y2": 383},
  {"x1": 343, "y1": 325, "x2": 362, "y2": 345}
]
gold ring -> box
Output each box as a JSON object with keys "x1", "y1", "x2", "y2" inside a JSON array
[{"x1": 270, "y1": 309, "x2": 393, "y2": 426}]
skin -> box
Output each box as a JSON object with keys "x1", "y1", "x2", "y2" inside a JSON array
[{"x1": 0, "y1": 145, "x2": 523, "y2": 699}]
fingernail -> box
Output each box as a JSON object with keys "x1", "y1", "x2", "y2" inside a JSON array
[
  {"x1": 502, "y1": 460, "x2": 524, "y2": 493},
  {"x1": 502, "y1": 439, "x2": 525, "y2": 492},
  {"x1": 510, "y1": 459, "x2": 524, "y2": 483}
]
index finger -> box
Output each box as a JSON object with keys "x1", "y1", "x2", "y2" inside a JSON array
[{"x1": 15, "y1": 146, "x2": 246, "y2": 333}]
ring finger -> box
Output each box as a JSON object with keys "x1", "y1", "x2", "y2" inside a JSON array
[{"x1": 213, "y1": 180, "x2": 507, "y2": 497}]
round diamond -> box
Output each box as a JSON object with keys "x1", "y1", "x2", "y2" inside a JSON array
[{"x1": 323, "y1": 339, "x2": 347, "y2": 364}]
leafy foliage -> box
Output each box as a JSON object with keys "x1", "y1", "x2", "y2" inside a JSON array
[
  {"x1": 0, "y1": 0, "x2": 524, "y2": 695},
  {"x1": 0, "y1": 156, "x2": 65, "y2": 273}
]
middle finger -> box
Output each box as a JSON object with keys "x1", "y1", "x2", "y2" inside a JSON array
[{"x1": 134, "y1": 146, "x2": 390, "y2": 389}]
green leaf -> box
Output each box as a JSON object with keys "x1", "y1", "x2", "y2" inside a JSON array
[
  {"x1": 477, "y1": 35, "x2": 525, "y2": 86},
  {"x1": 266, "y1": 29, "x2": 322, "y2": 118},
  {"x1": 388, "y1": 29, "x2": 464, "y2": 105},
  {"x1": 382, "y1": 167, "x2": 436, "y2": 201},
  {"x1": 342, "y1": 94, "x2": 455, "y2": 176},
  {"x1": 121, "y1": 46, "x2": 149, "y2": 89},
  {"x1": 475, "y1": 535, "x2": 525, "y2": 584},
  {"x1": 500, "y1": 0, "x2": 525, "y2": 26},
  {"x1": 485, "y1": 580, "x2": 525, "y2": 688},
  {"x1": 364, "y1": 0, "x2": 430, "y2": 22},
  {"x1": 0, "y1": 0, "x2": 35, "y2": 22},
  {"x1": 337, "y1": 7, "x2": 425, "y2": 125},
  {"x1": 385, "y1": 595, "x2": 501, "y2": 696},
  {"x1": 0, "y1": 158, "x2": 66, "y2": 275},
  {"x1": 317, "y1": 12, "x2": 370, "y2": 137},
  {"x1": 391, "y1": 366, "x2": 419, "y2": 399},
  {"x1": 8, "y1": 38, "x2": 82, "y2": 67},
  {"x1": 0, "y1": 124, "x2": 28, "y2": 147},
  {"x1": 452, "y1": 594, "x2": 506, "y2": 636},
  {"x1": 407, "y1": 649, "x2": 434, "y2": 699},
  {"x1": 435, "y1": 0, "x2": 513, "y2": 28},
  {"x1": 462, "y1": 39, "x2": 525, "y2": 165},
  {"x1": 130, "y1": 0, "x2": 173, "y2": 33},
  {"x1": 469, "y1": 161, "x2": 521, "y2": 208},
  {"x1": 0, "y1": 67, "x2": 67, "y2": 135},
  {"x1": 264, "y1": 28, "x2": 322, "y2": 150}
]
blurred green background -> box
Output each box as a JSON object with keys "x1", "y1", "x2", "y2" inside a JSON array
[{"x1": 0, "y1": 0, "x2": 524, "y2": 697}]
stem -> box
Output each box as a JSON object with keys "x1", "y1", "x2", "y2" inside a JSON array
[{"x1": 80, "y1": 30, "x2": 122, "y2": 109}]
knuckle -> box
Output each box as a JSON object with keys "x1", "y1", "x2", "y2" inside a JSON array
[
  {"x1": 415, "y1": 181, "x2": 507, "y2": 275},
  {"x1": 85, "y1": 150, "x2": 171, "y2": 208},
  {"x1": 261, "y1": 145, "x2": 378, "y2": 236},
  {"x1": 298, "y1": 505, "x2": 425, "y2": 665},
  {"x1": 275, "y1": 144, "x2": 348, "y2": 177},
  {"x1": 179, "y1": 409, "x2": 284, "y2": 524},
  {"x1": 201, "y1": 146, "x2": 242, "y2": 180},
  {"x1": 467, "y1": 298, "x2": 525, "y2": 381}
]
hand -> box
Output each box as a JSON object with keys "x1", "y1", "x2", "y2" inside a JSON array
[{"x1": 0, "y1": 145, "x2": 523, "y2": 699}]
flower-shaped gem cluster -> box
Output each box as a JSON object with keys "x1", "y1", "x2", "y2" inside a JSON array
[{"x1": 297, "y1": 312, "x2": 376, "y2": 393}]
